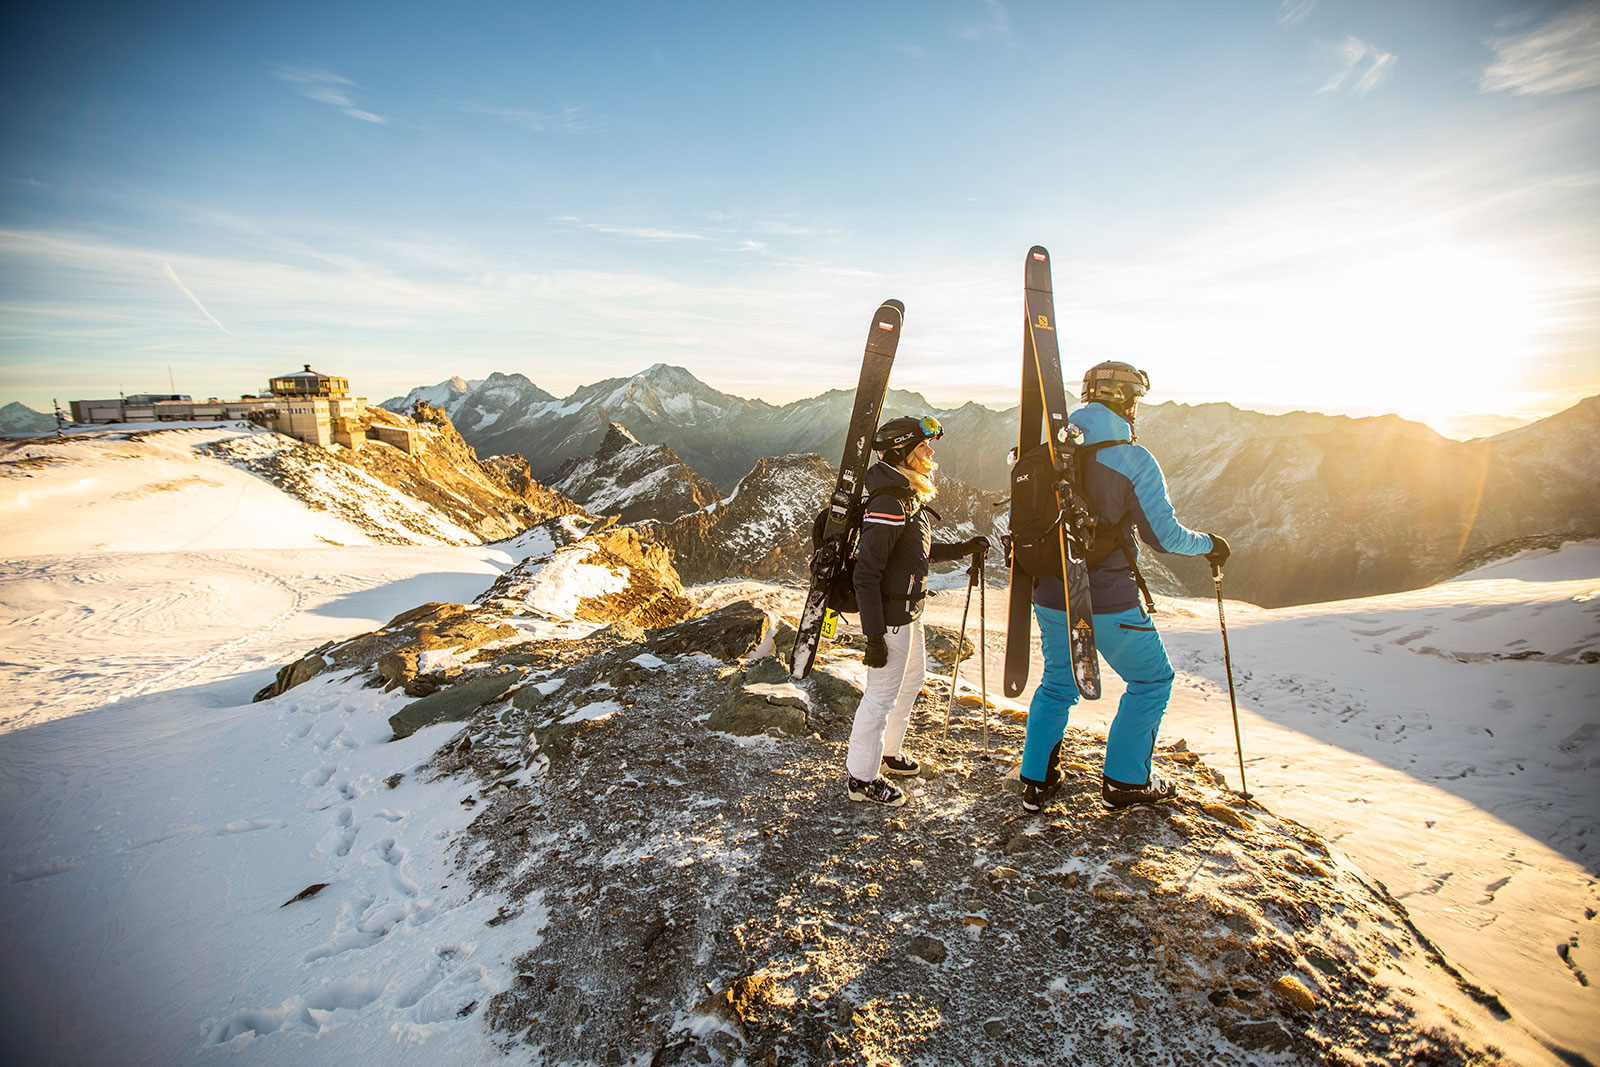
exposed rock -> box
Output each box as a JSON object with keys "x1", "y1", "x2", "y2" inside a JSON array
[
  {"x1": 455, "y1": 680, "x2": 1529, "y2": 1067},
  {"x1": 280, "y1": 883, "x2": 330, "y2": 907},
  {"x1": 708, "y1": 683, "x2": 809, "y2": 737},
  {"x1": 388, "y1": 670, "x2": 523, "y2": 740},
  {"x1": 742, "y1": 656, "x2": 791, "y2": 685},
  {"x1": 204, "y1": 404, "x2": 581, "y2": 547},
  {"x1": 1272, "y1": 973, "x2": 1319, "y2": 1012},
  {"x1": 646, "y1": 601, "x2": 772, "y2": 662},
  {"x1": 253, "y1": 649, "x2": 329, "y2": 702},
  {"x1": 798, "y1": 667, "x2": 863, "y2": 728}
]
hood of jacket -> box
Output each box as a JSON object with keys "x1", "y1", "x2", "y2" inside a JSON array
[
  {"x1": 864, "y1": 460, "x2": 912, "y2": 495},
  {"x1": 1069, "y1": 401, "x2": 1134, "y2": 448}
]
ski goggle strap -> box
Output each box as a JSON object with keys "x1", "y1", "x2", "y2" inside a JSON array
[
  {"x1": 918, "y1": 415, "x2": 944, "y2": 440},
  {"x1": 1088, "y1": 365, "x2": 1150, "y2": 397}
]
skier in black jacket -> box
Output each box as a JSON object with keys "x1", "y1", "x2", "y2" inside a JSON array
[{"x1": 847, "y1": 415, "x2": 988, "y2": 806}]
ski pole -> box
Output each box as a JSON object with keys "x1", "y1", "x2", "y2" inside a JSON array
[
  {"x1": 978, "y1": 545, "x2": 989, "y2": 754},
  {"x1": 942, "y1": 571, "x2": 976, "y2": 741},
  {"x1": 1212, "y1": 563, "x2": 1251, "y2": 804}
]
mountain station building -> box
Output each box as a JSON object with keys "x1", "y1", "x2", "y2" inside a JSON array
[{"x1": 68, "y1": 365, "x2": 416, "y2": 453}]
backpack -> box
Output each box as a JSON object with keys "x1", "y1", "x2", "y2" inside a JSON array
[
  {"x1": 811, "y1": 484, "x2": 919, "y2": 616},
  {"x1": 1007, "y1": 438, "x2": 1155, "y2": 612}
]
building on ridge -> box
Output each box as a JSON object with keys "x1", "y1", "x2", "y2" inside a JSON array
[
  {"x1": 262, "y1": 365, "x2": 367, "y2": 449},
  {"x1": 67, "y1": 365, "x2": 415, "y2": 453}
]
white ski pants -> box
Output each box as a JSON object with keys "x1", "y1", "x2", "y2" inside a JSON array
[{"x1": 845, "y1": 619, "x2": 926, "y2": 781}]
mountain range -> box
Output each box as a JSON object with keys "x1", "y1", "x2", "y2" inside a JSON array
[{"x1": 385, "y1": 367, "x2": 1600, "y2": 608}]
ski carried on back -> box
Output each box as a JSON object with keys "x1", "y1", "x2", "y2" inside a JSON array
[
  {"x1": 1003, "y1": 247, "x2": 1101, "y2": 699},
  {"x1": 791, "y1": 299, "x2": 904, "y2": 679}
]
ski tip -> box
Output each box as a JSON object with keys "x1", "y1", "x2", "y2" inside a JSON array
[
  {"x1": 881, "y1": 298, "x2": 904, "y2": 314},
  {"x1": 1028, "y1": 245, "x2": 1049, "y2": 262}
]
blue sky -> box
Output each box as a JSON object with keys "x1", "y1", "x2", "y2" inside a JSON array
[{"x1": 1, "y1": 0, "x2": 1596, "y2": 437}]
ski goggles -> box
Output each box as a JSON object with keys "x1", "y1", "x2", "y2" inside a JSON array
[{"x1": 917, "y1": 415, "x2": 944, "y2": 440}]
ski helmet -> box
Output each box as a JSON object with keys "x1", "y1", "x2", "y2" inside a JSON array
[
  {"x1": 874, "y1": 414, "x2": 944, "y2": 466},
  {"x1": 1081, "y1": 361, "x2": 1150, "y2": 415}
]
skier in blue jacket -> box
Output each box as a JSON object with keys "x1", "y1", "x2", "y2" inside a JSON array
[{"x1": 1019, "y1": 362, "x2": 1231, "y2": 812}]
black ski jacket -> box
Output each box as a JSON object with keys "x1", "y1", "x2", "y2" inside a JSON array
[{"x1": 852, "y1": 462, "x2": 969, "y2": 638}]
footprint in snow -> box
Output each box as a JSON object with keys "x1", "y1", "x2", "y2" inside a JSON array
[
  {"x1": 204, "y1": 976, "x2": 386, "y2": 1046},
  {"x1": 375, "y1": 837, "x2": 420, "y2": 898},
  {"x1": 393, "y1": 942, "x2": 475, "y2": 1011},
  {"x1": 300, "y1": 899, "x2": 412, "y2": 963}
]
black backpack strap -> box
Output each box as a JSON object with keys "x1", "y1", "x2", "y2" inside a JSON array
[{"x1": 1076, "y1": 440, "x2": 1157, "y2": 616}]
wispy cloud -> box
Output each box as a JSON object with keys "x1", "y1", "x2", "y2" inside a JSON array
[
  {"x1": 161, "y1": 263, "x2": 231, "y2": 336},
  {"x1": 1277, "y1": 0, "x2": 1316, "y2": 28},
  {"x1": 957, "y1": 0, "x2": 1014, "y2": 43},
  {"x1": 274, "y1": 67, "x2": 386, "y2": 123},
  {"x1": 552, "y1": 216, "x2": 709, "y2": 241},
  {"x1": 462, "y1": 103, "x2": 601, "y2": 133},
  {"x1": 1481, "y1": 6, "x2": 1600, "y2": 96},
  {"x1": 751, "y1": 219, "x2": 840, "y2": 237},
  {"x1": 1318, "y1": 35, "x2": 1397, "y2": 95}
]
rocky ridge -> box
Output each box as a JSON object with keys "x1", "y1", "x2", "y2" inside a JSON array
[
  {"x1": 204, "y1": 404, "x2": 581, "y2": 545},
  {"x1": 549, "y1": 422, "x2": 720, "y2": 525},
  {"x1": 252, "y1": 544, "x2": 1543, "y2": 1065}
]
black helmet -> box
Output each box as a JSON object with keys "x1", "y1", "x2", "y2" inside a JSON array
[
  {"x1": 874, "y1": 414, "x2": 944, "y2": 465},
  {"x1": 1081, "y1": 361, "x2": 1150, "y2": 413}
]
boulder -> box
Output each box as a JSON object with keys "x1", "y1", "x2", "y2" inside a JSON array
[
  {"x1": 253, "y1": 651, "x2": 329, "y2": 702},
  {"x1": 802, "y1": 668, "x2": 864, "y2": 726},
  {"x1": 708, "y1": 682, "x2": 809, "y2": 736},
  {"x1": 388, "y1": 670, "x2": 523, "y2": 740},
  {"x1": 742, "y1": 656, "x2": 791, "y2": 685},
  {"x1": 646, "y1": 601, "x2": 771, "y2": 662}
]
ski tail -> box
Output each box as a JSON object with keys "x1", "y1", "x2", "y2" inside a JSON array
[{"x1": 1004, "y1": 300, "x2": 1043, "y2": 698}]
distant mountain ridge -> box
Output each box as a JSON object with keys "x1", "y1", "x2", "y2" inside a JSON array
[
  {"x1": 549, "y1": 423, "x2": 719, "y2": 526},
  {"x1": 0, "y1": 402, "x2": 56, "y2": 434},
  {"x1": 386, "y1": 368, "x2": 1600, "y2": 608}
]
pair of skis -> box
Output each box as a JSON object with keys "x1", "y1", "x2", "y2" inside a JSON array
[
  {"x1": 791, "y1": 248, "x2": 1100, "y2": 701},
  {"x1": 1004, "y1": 247, "x2": 1101, "y2": 700},
  {"x1": 790, "y1": 299, "x2": 904, "y2": 679}
]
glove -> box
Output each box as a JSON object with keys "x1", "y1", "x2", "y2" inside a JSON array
[
  {"x1": 863, "y1": 636, "x2": 889, "y2": 669},
  {"x1": 963, "y1": 536, "x2": 990, "y2": 559},
  {"x1": 1205, "y1": 533, "x2": 1231, "y2": 568}
]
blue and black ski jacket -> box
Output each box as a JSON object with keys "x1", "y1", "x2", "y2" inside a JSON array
[
  {"x1": 1033, "y1": 401, "x2": 1213, "y2": 616},
  {"x1": 853, "y1": 462, "x2": 969, "y2": 638}
]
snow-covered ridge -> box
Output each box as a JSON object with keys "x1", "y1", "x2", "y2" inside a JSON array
[{"x1": 0, "y1": 411, "x2": 1593, "y2": 1065}]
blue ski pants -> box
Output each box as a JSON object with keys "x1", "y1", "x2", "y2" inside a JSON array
[{"x1": 1019, "y1": 603, "x2": 1175, "y2": 786}]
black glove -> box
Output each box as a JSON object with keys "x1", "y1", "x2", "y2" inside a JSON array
[
  {"x1": 1205, "y1": 533, "x2": 1231, "y2": 568},
  {"x1": 963, "y1": 536, "x2": 990, "y2": 559},
  {"x1": 863, "y1": 636, "x2": 889, "y2": 669}
]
